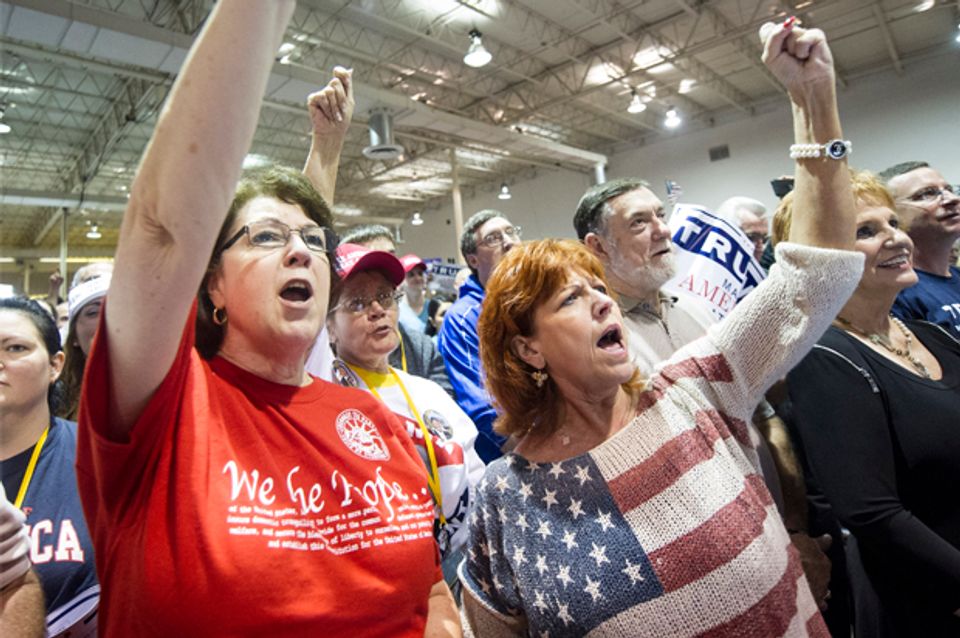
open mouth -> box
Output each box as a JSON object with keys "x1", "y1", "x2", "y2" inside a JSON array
[
  {"x1": 279, "y1": 280, "x2": 313, "y2": 303},
  {"x1": 371, "y1": 324, "x2": 394, "y2": 337},
  {"x1": 597, "y1": 325, "x2": 624, "y2": 350}
]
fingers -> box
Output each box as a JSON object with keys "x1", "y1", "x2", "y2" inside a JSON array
[
  {"x1": 333, "y1": 65, "x2": 353, "y2": 99},
  {"x1": 307, "y1": 68, "x2": 354, "y2": 125},
  {"x1": 759, "y1": 18, "x2": 796, "y2": 63},
  {"x1": 308, "y1": 87, "x2": 342, "y2": 123}
]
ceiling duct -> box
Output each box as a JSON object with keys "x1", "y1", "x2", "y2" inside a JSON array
[{"x1": 362, "y1": 108, "x2": 404, "y2": 161}]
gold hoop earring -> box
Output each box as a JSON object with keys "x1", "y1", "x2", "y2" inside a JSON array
[
  {"x1": 212, "y1": 306, "x2": 228, "y2": 326},
  {"x1": 531, "y1": 369, "x2": 548, "y2": 388}
]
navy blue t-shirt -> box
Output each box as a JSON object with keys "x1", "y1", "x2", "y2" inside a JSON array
[
  {"x1": 1, "y1": 417, "x2": 98, "y2": 632},
  {"x1": 893, "y1": 266, "x2": 960, "y2": 340}
]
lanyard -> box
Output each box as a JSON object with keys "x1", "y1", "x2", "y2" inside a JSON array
[
  {"x1": 349, "y1": 364, "x2": 445, "y2": 525},
  {"x1": 14, "y1": 426, "x2": 49, "y2": 509}
]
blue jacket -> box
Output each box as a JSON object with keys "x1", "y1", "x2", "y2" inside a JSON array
[{"x1": 438, "y1": 275, "x2": 504, "y2": 462}]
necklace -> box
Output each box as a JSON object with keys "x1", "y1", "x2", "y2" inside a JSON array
[{"x1": 834, "y1": 315, "x2": 932, "y2": 379}]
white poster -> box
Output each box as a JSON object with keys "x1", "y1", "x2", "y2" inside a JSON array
[{"x1": 665, "y1": 204, "x2": 767, "y2": 321}]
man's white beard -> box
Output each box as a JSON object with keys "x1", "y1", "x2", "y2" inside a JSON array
[{"x1": 609, "y1": 249, "x2": 676, "y2": 297}]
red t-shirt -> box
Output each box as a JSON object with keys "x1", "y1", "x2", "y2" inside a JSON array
[{"x1": 77, "y1": 307, "x2": 441, "y2": 637}]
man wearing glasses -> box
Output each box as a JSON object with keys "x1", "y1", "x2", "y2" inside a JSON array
[
  {"x1": 438, "y1": 210, "x2": 521, "y2": 462},
  {"x1": 881, "y1": 161, "x2": 960, "y2": 338}
]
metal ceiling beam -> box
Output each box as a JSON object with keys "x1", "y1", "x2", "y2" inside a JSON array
[
  {"x1": 30, "y1": 76, "x2": 163, "y2": 245},
  {"x1": 871, "y1": 1, "x2": 904, "y2": 75},
  {"x1": 290, "y1": 0, "x2": 653, "y2": 140},
  {"x1": 562, "y1": 0, "x2": 754, "y2": 113}
]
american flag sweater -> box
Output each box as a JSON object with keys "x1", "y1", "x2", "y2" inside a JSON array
[{"x1": 460, "y1": 243, "x2": 864, "y2": 637}]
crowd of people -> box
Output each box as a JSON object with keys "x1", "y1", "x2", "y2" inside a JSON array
[{"x1": 1, "y1": 2, "x2": 958, "y2": 636}]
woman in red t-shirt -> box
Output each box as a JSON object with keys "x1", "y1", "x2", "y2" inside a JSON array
[{"x1": 73, "y1": 3, "x2": 460, "y2": 636}]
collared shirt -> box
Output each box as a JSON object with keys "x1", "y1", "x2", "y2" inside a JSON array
[{"x1": 618, "y1": 291, "x2": 716, "y2": 377}]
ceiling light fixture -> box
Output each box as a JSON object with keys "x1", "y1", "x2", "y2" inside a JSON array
[
  {"x1": 277, "y1": 42, "x2": 297, "y2": 64},
  {"x1": 464, "y1": 29, "x2": 492, "y2": 68},
  {"x1": 411, "y1": 212, "x2": 424, "y2": 226},
  {"x1": 498, "y1": 182, "x2": 512, "y2": 200},
  {"x1": 664, "y1": 106, "x2": 682, "y2": 129},
  {"x1": 0, "y1": 104, "x2": 10, "y2": 134},
  {"x1": 678, "y1": 78, "x2": 696, "y2": 94},
  {"x1": 912, "y1": 0, "x2": 935, "y2": 12},
  {"x1": 627, "y1": 90, "x2": 647, "y2": 114},
  {"x1": 86, "y1": 225, "x2": 102, "y2": 240}
]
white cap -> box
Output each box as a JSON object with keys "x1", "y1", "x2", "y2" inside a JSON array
[{"x1": 67, "y1": 274, "x2": 111, "y2": 325}]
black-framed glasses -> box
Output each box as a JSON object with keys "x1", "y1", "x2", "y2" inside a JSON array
[
  {"x1": 745, "y1": 232, "x2": 769, "y2": 245},
  {"x1": 332, "y1": 289, "x2": 404, "y2": 314},
  {"x1": 219, "y1": 220, "x2": 338, "y2": 255},
  {"x1": 480, "y1": 225, "x2": 522, "y2": 248},
  {"x1": 901, "y1": 185, "x2": 956, "y2": 205}
]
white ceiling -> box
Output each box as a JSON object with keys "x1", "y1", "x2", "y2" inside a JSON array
[{"x1": 1, "y1": 0, "x2": 958, "y2": 260}]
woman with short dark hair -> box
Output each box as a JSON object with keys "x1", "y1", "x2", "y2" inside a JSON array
[{"x1": 73, "y1": 3, "x2": 459, "y2": 635}]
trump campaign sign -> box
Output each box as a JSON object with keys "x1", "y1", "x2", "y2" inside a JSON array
[{"x1": 664, "y1": 204, "x2": 766, "y2": 321}]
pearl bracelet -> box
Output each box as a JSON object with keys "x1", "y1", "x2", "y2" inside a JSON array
[{"x1": 789, "y1": 140, "x2": 852, "y2": 161}]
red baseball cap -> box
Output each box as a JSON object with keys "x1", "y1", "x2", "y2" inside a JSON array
[
  {"x1": 399, "y1": 253, "x2": 427, "y2": 274},
  {"x1": 335, "y1": 243, "x2": 405, "y2": 286}
]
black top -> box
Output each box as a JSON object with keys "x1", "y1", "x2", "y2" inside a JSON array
[{"x1": 788, "y1": 321, "x2": 960, "y2": 632}]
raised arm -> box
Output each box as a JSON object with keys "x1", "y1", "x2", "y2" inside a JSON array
[
  {"x1": 104, "y1": 1, "x2": 296, "y2": 436},
  {"x1": 760, "y1": 21, "x2": 855, "y2": 251},
  {"x1": 656, "y1": 24, "x2": 864, "y2": 418},
  {"x1": 303, "y1": 66, "x2": 354, "y2": 205}
]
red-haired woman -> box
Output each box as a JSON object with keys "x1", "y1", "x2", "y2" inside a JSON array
[{"x1": 460, "y1": 23, "x2": 861, "y2": 636}]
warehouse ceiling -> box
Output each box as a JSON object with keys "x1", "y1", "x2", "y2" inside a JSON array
[{"x1": 1, "y1": 0, "x2": 958, "y2": 260}]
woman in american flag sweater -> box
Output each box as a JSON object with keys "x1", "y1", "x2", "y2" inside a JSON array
[{"x1": 461, "y1": 21, "x2": 862, "y2": 638}]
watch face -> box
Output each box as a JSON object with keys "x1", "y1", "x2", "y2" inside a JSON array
[{"x1": 826, "y1": 140, "x2": 848, "y2": 159}]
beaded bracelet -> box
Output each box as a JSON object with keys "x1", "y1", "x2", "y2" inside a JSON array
[{"x1": 789, "y1": 140, "x2": 852, "y2": 160}]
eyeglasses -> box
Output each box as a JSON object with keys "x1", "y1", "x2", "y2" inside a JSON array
[
  {"x1": 332, "y1": 289, "x2": 404, "y2": 314},
  {"x1": 480, "y1": 225, "x2": 522, "y2": 248},
  {"x1": 901, "y1": 185, "x2": 956, "y2": 205},
  {"x1": 745, "y1": 232, "x2": 769, "y2": 245},
  {"x1": 219, "y1": 220, "x2": 338, "y2": 255}
]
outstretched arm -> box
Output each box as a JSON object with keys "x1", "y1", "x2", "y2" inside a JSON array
[
  {"x1": 103, "y1": 1, "x2": 296, "y2": 438},
  {"x1": 760, "y1": 20, "x2": 854, "y2": 251},
  {"x1": 303, "y1": 66, "x2": 354, "y2": 205}
]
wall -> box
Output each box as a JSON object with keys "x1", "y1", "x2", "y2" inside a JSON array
[
  {"x1": 5, "y1": 51, "x2": 958, "y2": 290},
  {"x1": 401, "y1": 50, "x2": 960, "y2": 262}
]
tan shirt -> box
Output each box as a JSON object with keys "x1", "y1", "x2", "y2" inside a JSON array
[{"x1": 618, "y1": 291, "x2": 716, "y2": 377}]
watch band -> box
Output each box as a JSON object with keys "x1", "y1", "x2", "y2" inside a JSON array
[{"x1": 789, "y1": 139, "x2": 852, "y2": 160}]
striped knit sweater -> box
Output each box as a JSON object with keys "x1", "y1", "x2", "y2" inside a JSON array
[{"x1": 459, "y1": 243, "x2": 864, "y2": 637}]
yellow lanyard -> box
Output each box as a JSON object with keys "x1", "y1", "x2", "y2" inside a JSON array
[
  {"x1": 14, "y1": 426, "x2": 49, "y2": 509},
  {"x1": 349, "y1": 364, "x2": 445, "y2": 525}
]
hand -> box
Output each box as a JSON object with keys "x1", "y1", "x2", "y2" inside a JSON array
[
  {"x1": 307, "y1": 66, "x2": 354, "y2": 141},
  {"x1": 759, "y1": 19, "x2": 835, "y2": 97},
  {"x1": 790, "y1": 531, "x2": 833, "y2": 610},
  {"x1": 0, "y1": 484, "x2": 31, "y2": 591},
  {"x1": 49, "y1": 270, "x2": 64, "y2": 293}
]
